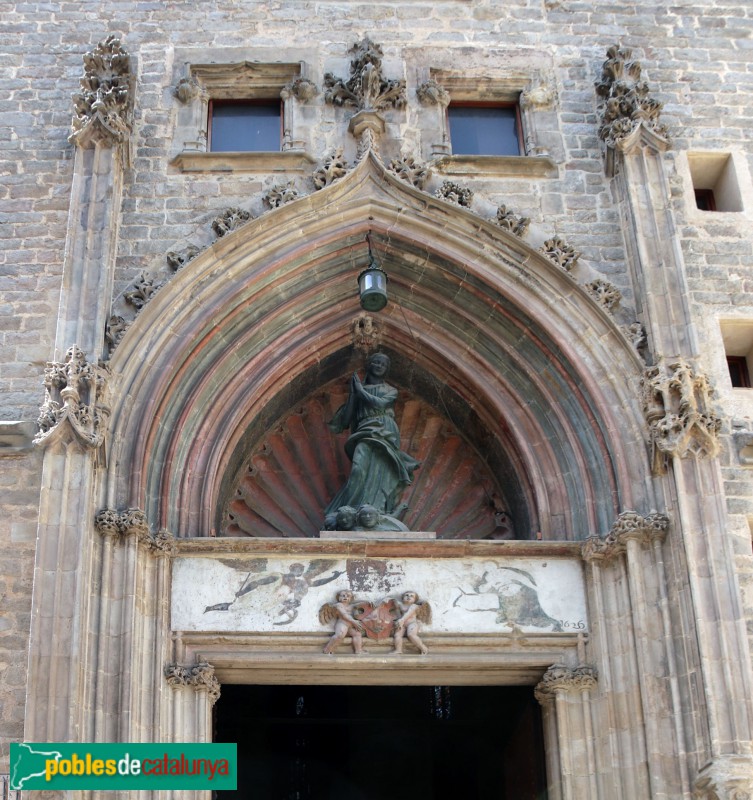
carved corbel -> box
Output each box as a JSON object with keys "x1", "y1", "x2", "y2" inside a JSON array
[
  {"x1": 281, "y1": 77, "x2": 318, "y2": 103},
  {"x1": 165, "y1": 662, "x2": 220, "y2": 704},
  {"x1": 641, "y1": 358, "x2": 721, "y2": 474},
  {"x1": 34, "y1": 345, "x2": 110, "y2": 449},
  {"x1": 69, "y1": 35, "x2": 134, "y2": 157},
  {"x1": 151, "y1": 528, "x2": 177, "y2": 557},
  {"x1": 416, "y1": 79, "x2": 450, "y2": 108}
]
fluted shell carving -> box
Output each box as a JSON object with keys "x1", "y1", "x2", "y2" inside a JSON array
[{"x1": 223, "y1": 384, "x2": 511, "y2": 539}]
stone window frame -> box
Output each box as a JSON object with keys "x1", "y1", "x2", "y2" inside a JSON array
[
  {"x1": 428, "y1": 71, "x2": 557, "y2": 178},
  {"x1": 171, "y1": 60, "x2": 315, "y2": 173}
]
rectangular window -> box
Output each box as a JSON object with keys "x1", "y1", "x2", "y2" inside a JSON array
[
  {"x1": 727, "y1": 356, "x2": 751, "y2": 388},
  {"x1": 448, "y1": 104, "x2": 521, "y2": 157},
  {"x1": 209, "y1": 99, "x2": 281, "y2": 152}
]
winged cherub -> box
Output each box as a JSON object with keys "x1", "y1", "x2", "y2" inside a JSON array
[
  {"x1": 392, "y1": 591, "x2": 431, "y2": 655},
  {"x1": 319, "y1": 589, "x2": 367, "y2": 655}
]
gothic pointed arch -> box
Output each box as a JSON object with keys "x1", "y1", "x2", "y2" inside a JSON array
[{"x1": 105, "y1": 151, "x2": 654, "y2": 540}]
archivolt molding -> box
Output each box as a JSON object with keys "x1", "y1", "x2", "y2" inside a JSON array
[
  {"x1": 106, "y1": 151, "x2": 651, "y2": 539},
  {"x1": 165, "y1": 662, "x2": 221, "y2": 704},
  {"x1": 581, "y1": 510, "x2": 669, "y2": 563},
  {"x1": 34, "y1": 345, "x2": 110, "y2": 449},
  {"x1": 105, "y1": 132, "x2": 636, "y2": 359}
]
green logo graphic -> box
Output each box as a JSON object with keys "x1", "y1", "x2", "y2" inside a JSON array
[{"x1": 10, "y1": 742, "x2": 237, "y2": 790}]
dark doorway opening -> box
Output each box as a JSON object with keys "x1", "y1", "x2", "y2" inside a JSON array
[{"x1": 215, "y1": 684, "x2": 547, "y2": 800}]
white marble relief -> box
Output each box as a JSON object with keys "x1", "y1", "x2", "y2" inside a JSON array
[{"x1": 171, "y1": 555, "x2": 587, "y2": 635}]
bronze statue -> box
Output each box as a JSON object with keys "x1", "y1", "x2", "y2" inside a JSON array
[
  {"x1": 325, "y1": 353, "x2": 420, "y2": 526},
  {"x1": 392, "y1": 591, "x2": 431, "y2": 655}
]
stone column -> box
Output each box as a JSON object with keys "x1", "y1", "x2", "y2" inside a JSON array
[
  {"x1": 583, "y1": 511, "x2": 691, "y2": 798},
  {"x1": 164, "y1": 663, "x2": 221, "y2": 800},
  {"x1": 597, "y1": 43, "x2": 753, "y2": 799},
  {"x1": 25, "y1": 35, "x2": 133, "y2": 745},
  {"x1": 91, "y1": 511, "x2": 176, "y2": 745},
  {"x1": 535, "y1": 664, "x2": 599, "y2": 800}
]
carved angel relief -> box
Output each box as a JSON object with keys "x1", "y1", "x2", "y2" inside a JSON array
[{"x1": 319, "y1": 590, "x2": 431, "y2": 655}]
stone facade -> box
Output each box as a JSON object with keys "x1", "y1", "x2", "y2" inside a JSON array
[{"x1": 2, "y1": 2, "x2": 753, "y2": 798}]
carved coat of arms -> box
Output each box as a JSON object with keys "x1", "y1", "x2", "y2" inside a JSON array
[{"x1": 352, "y1": 598, "x2": 400, "y2": 640}]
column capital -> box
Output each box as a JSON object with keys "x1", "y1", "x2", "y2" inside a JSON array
[
  {"x1": 582, "y1": 510, "x2": 669, "y2": 563},
  {"x1": 535, "y1": 664, "x2": 598, "y2": 704},
  {"x1": 165, "y1": 662, "x2": 221, "y2": 705}
]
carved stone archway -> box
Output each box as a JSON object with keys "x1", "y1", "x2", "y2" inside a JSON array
[{"x1": 106, "y1": 152, "x2": 653, "y2": 541}]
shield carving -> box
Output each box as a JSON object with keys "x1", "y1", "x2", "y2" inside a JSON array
[{"x1": 352, "y1": 599, "x2": 400, "y2": 640}]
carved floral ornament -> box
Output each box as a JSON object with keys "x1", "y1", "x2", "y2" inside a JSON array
[
  {"x1": 165, "y1": 662, "x2": 221, "y2": 704},
  {"x1": 595, "y1": 44, "x2": 669, "y2": 149},
  {"x1": 324, "y1": 38, "x2": 406, "y2": 113},
  {"x1": 70, "y1": 35, "x2": 134, "y2": 149},
  {"x1": 581, "y1": 510, "x2": 669, "y2": 563},
  {"x1": 34, "y1": 345, "x2": 110, "y2": 449},
  {"x1": 641, "y1": 358, "x2": 721, "y2": 473}
]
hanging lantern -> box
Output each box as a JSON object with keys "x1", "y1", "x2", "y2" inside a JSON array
[{"x1": 358, "y1": 233, "x2": 388, "y2": 312}]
